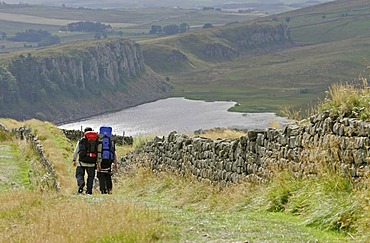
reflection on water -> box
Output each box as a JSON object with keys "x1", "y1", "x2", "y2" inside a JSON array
[{"x1": 59, "y1": 98, "x2": 292, "y2": 137}]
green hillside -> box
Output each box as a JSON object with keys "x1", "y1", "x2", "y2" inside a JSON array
[
  {"x1": 140, "y1": 0, "x2": 370, "y2": 114},
  {"x1": 1, "y1": 0, "x2": 370, "y2": 117}
]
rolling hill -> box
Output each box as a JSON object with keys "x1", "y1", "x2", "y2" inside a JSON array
[
  {"x1": 138, "y1": 0, "x2": 370, "y2": 114},
  {"x1": 0, "y1": 0, "x2": 370, "y2": 121}
]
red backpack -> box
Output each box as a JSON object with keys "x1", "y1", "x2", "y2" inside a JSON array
[{"x1": 78, "y1": 131, "x2": 99, "y2": 163}]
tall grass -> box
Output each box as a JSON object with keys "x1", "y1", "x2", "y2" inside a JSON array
[
  {"x1": 246, "y1": 122, "x2": 370, "y2": 240},
  {"x1": 193, "y1": 128, "x2": 247, "y2": 140},
  {"x1": 319, "y1": 77, "x2": 370, "y2": 120},
  {"x1": 23, "y1": 119, "x2": 74, "y2": 193},
  {"x1": 0, "y1": 118, "x2": 75, "y2": 192},
  {"x1": 115, "y1": 165, "x2": 351, "y2": 242},
  {"x1": 132, "y1": 134, "x2": 156, "y2": 150},
  {"x1": 0, "y1": 191, "x2": 170, "y2": 243}
]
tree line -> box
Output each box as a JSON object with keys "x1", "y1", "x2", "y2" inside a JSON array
[
  {"x1": 5, "y1": 29, "x2": 60, "y2": 47},
  {"x1": 59, "y1": 21, "x2": 112, "y2": 33},
  {"x1": 149, "y1": 22, "x2": 213, "y2": 35}
]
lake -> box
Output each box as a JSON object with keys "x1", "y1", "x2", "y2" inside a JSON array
[{"x1": 58, "y1": 97, "x2": 292, "y2": 137}]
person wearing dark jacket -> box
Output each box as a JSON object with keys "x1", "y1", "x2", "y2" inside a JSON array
[{"x1": 72, "y1": 127, "x2": 98, "y2": 194}]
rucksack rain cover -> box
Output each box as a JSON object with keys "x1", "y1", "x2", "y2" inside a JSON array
[{"x1": 99, "y1": 126, "x2": 115, "y2": 164}]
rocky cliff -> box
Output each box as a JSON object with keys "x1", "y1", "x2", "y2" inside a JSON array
[
  {"x1": 142, "y1": 20, "x2": 292, "y2": 73},
  {"x1": 0, "y1": 38, "x2": 172, "y2": 123}
]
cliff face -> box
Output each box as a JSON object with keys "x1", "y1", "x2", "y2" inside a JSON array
[
  {"x1": 216, "y1": 21, "x2": 291, "y2": 51},
  {"x1": 32, "y1": 40, "x2": 144, "y2": 87},
  {"x1": 0, "y1": 39, "x2": 172, "y2": 123},
  {"x1": 142, "y1": 21, "x2": 292, "y2": 73}
]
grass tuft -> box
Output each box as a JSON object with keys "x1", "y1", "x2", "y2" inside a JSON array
[{"x1": 319, "y1": 77, "x2": 370, "y2": 120}]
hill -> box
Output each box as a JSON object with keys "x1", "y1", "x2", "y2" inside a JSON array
[
  {"x1": 1, "y1": 0, "x2": 370, "y2": 121},
  {"x1": 0, "y1": 21, "x2": 289, "y2": 123},
  {"x1": 0, "y1": 38, "x2": 171, "y2": 123},
  {"x1": 139, "y1": 0, "x2": 370, "y2": 114}
]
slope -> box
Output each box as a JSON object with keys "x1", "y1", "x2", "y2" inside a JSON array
[{"x1": 140, "y1": 0, "x2": 370, "y2": 113}]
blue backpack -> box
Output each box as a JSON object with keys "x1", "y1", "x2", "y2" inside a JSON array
[{"x1": 99, "y1": 126, "x2": 115, "y2": 169}]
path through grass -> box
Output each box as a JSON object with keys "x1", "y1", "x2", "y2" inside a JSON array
[
  {"x1": 0, "y1": 122, "x2": 356, "y2": 242},
  {"x1": 0, "y1": 142, "x2": 30, "y2": 192}
]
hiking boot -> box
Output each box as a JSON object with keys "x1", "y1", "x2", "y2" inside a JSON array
[{"x1": 78, "y1": 182, "x2": 85, "y2": 193}]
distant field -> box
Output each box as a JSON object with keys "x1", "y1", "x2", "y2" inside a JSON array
[
  {"x1": 0, "y1": 4, "x2": 259, "y2": 52},
  {"x1": 0, "y1": 12, "x2": 73, "y2": 25}
]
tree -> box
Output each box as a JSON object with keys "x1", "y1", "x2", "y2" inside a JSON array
[
  {"x1": 64, "y1": 21, "x2": 112, "y2": 33},
  {"x1": 285, "y1": 16, "x2": 291, "y2": 23},
  {"x1": 179, "y1": 23, "x2": 189, "y2": 33},
  {"x1": 149, "y1": 25, "x2": 162, "y2": 34},
  {"x1": 0, "y1": 66, "x2": 18, "y2": 104},
  {"x1": 12, "y1": 29, "x2": 51, "y2": 42},
  {"x1": 163, "y1": 24, "x2": 179, "y2": 35}
]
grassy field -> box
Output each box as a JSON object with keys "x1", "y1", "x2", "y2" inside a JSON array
[
  {"x1": 0, "y1": 3, "x2": 260, "y2": 51},
  {"x1": 1, "y1": 116, "x2": 369, "y2": 242},
  {"x1": 144, "y1": 34, "x2": 370, "y2": 113}
]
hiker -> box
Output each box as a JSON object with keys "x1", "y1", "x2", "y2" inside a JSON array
[
  {"x1": 97, "y1": 126, "x2": 118, "y2": 194},
  {"x1": 72, "y1": 127, "x2": 99, "y2": 194}
]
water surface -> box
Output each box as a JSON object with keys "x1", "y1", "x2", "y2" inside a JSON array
[{"x1": 59, "y1": 98, "x2": 292, "y2": 136}]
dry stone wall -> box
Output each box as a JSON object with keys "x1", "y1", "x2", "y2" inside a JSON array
[
  {"x1": 124, "y1": 111, "x2": 370, "y2": 185},
  {"x1": 62, "y1": 129, "x2": 133, "y2": 145}
]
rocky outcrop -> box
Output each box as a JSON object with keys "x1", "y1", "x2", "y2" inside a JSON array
[
  {"x1": 216, "y1": 21, "x2": 292, "y2": 52},
  {"x1": 123, "y1": 111, "x2": 370, "y2": 186},
  {"x1": 201, "y1": 43, "x2": 239, "y2": 60},
  {"x1": 0, "y1": 38, "x2": 172, "y2": 123},
  {"x1": 142, "y1": 21, "x2": 292, "y2": 73}
]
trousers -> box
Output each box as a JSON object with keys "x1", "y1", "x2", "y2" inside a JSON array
[
  {"x1": 76, "y1": 165, "x2": 95, "y2": 194},
  {"x1": 97, "y1": 171, "x2": 112, "y2": 194}
]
